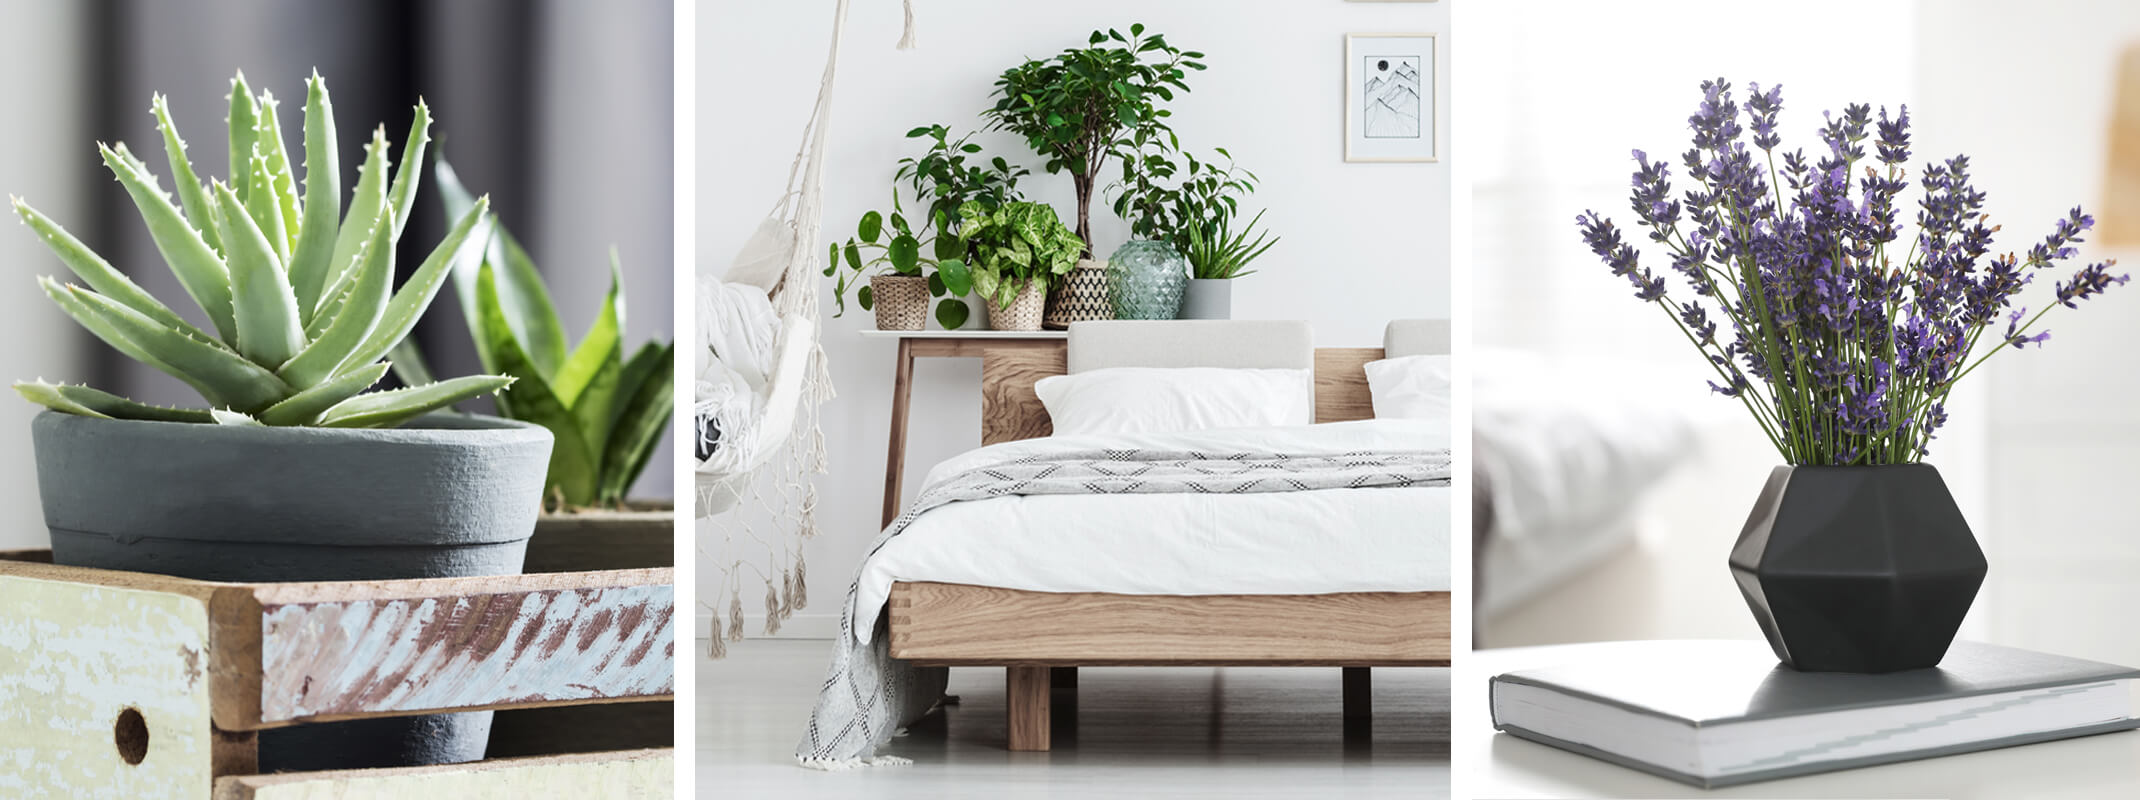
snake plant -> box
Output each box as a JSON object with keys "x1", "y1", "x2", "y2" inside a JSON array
[
  {"x1": 11, "y1": 70, "x2": 510, "y2": 427},
  {"x1": 384, "y1": 158, "x2": 672, "y2": 509}
]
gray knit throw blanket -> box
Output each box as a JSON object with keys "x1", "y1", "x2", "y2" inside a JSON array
[{"x1": 795, "y1": 445, "x2": 1452, "y2": 769}]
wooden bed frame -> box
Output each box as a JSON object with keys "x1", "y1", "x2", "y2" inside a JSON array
[{"x1": 884, "y1": 341, "x2": 1452, "y2": 751}]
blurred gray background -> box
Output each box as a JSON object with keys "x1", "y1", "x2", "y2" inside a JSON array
[{"x1": 0, "y1": 0, "x2": 674, "y2": 548}]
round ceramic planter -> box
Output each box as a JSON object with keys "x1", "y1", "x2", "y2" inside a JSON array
[
  {"x1": 1728, "y1": 464, "x2": 1986, "y2": 673},
  {"x1": 1178, "y1": 278, "x2": 1233, "y2": 320},
  {"x1": 31, "y1": 411, "x2": 554, "y2": 771}
]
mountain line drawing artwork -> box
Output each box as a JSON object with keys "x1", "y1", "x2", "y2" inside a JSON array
[{"x1": 1363, "y1": 55, "x2": 1422, "y2": 139}]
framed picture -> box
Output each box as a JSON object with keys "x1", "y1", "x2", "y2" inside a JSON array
[{"x1": 1345, "y1": 33, "x2": 1438, "y2": 163}]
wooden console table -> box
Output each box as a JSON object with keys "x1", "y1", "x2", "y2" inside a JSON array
[{"x1": 858, "y1": 329, "x2": 1068, "y2": 528}]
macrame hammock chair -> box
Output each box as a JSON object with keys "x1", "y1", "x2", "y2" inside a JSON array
[{"x1": 696, "y1": 0, "x2": 916, "y2": 657}]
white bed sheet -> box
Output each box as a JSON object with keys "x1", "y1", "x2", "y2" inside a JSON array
[{"x1": 853, "y1": 419, "x2": 1451, "y2": 643}]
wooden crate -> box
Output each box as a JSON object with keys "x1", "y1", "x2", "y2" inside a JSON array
[{"x1": 0, "y1": 552, "x2": 674, "y2": 798}]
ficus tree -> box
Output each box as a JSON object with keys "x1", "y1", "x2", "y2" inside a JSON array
[{"x1": 983, "y1": 23, "x2": 1202, "y2": 256}]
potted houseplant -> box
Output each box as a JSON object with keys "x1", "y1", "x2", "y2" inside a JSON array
[
  {"x1": 13, "y1": 71, "x2": 549, "y2": 769},
  {"x1": 985, "y1": 23, "x2": 1201, "y2": 256},
  {"x1": 395, "y1": 158, "x2": 676, "y2": 574},
  {"x1": 957, "y1": 201, "x2": 1083, "y2": 330},
  {"x1": 1578, "y1": 79, "x2": 2128, "y2": 673},
  {"x1": 829, "y1": 188, "x2": 976, "y2": 330},
  {"x1": 1112, "y1": 147, "x2": 1277, "y2": 319},
  {"x1": 895, "y1": 123, "x2": 1028, "y2": 327}
]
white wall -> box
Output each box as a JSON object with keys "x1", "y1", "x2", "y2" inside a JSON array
[
  {"x1": 1916, "y1": 0, "x2": 2140, "y2": 667},
  {"x1": 0, "y1": 2, "x2": 86, "y2": 548},
  {"x1": 700, "y1": 0, "x2": 1451, "y2": 636}
]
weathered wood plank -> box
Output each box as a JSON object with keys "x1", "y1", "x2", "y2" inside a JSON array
[
  {"x1": 0, "y1": 572, "x2": 219, "y2": 799},
  {"x1": 889, "y1": 582, "x2": 1451, "y2": 666},
  {"x1": 247, "y1": 573, "x2": 674, "y2": 728},
  {"x1": 211, "y1": 748, "x2": 673, "y2": 799}
]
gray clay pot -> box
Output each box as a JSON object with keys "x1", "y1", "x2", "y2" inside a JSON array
[
  {"x1": 1178, "y1": 278, "x2": 1234, "y2": 320},
  {"x1": 30, "y1": 411, "x2": 554, "y2": 771}
]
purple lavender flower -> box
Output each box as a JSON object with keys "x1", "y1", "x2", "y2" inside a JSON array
[{"x1": 1577, "y1": 79, "x2": 2129, "y2": 466}]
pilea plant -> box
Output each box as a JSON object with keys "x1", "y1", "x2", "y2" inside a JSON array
[
  {"x1": 13, "y1": 70, "x2": 508, "y2": 427},
  {"x1": 958, "y1": 201, "x2": 1083, "y2": 309},
  {"x1": 828, "y1": 189, "x2": 976, "y2": 329},
  {"x1": 985, "y1": 23, "x2": 1202, "y2": 255},
  {"x1": 387, "y1": 159, "x2": 675, "y2": 509}
]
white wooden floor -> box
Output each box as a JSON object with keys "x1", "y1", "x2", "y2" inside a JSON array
[{"x1": 697, "y1": 639, "x2": 1451, "y2": 798}]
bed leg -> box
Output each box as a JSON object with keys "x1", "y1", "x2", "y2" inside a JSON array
[
  {"x1": 1051, "y1": 666, "x2": 1077, "y2": 690},
  {"x1": 1343, "y1": 667, "x2": 1372, "y2": 725},
  {"x1": 1008, "y1": 666, "x2": 1052, "y2": 751}
]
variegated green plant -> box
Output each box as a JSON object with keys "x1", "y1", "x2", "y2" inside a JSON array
[
  {"x1": 11, "y1": 70, "x2": 510, "y2": 427},
  {"x1": 382, "y1": 159, "x2": 672, "y2": 509}
]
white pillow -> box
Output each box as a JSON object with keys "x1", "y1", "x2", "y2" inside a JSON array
[
  {"x1": 1035, "y1": 367, "x2": 1313, "y2": 436},
  {"x1": 1364, "y1": 355, "x2": 1452, "y2": 420}
]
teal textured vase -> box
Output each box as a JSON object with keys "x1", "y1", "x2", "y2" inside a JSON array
[{"x1": 1106, "y1": 239, "x2": 1189, "y2": 320}]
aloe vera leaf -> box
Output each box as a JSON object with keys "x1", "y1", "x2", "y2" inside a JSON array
[
  {"x1": 51, "y1": 280, "x2": 289, "y2": 412},
  {"x1": 38, "y1": 277, "x2": 182, "y2": 378},
  {"x1": 436, "y1": 159, "x2": 566, "y2": 378},
  {"x1": 98, "y1": 142, "x2": 237, "y2": 343},
  {"x1": 210, "y1": 409, "x2": 263, "y2": 426},
  {"x1": 257, "y1": 361, "x2": 388, "y2": 426},
  {"x1": 278, "y1": 215, "x2": 392, "y2": 388},
  {"x1": 13, "y1": 381, "x2": 215, "y2": 423},
  {"x1": 227, "y1": 72, "x2": 258, "y2": 204},
  {"x1": 317, "y1": 374, "x2": 513, "y2": 429},
  {"x1": 597, "y1": 341, "x2": 673, "y2": 502},
  {"x1": 287, "y1": 71, "x2": 340, "y2": 320},
  {"x1": 210, "y1": 181, "x2": 305, "y2": 368},
  {"x1": 244, "y1": 147, "x2": 289, "y2": 263},
  {"x1": 320, "y1": 128, "x2": 390, "y2": 320},
  {"x1": 12, "y1": 197, "x2": 211, "y2": 340},
  {"x1": 554, "y1": 261, "x2": 623, "y2": 441},
  {"x1": 342, "y1": 198, "x2": 491, "y2": 371},
  {"x1": 150, "y1": 93, "x2": 221, "y2": 253},
  {"x1": 478, "y1": 263, "x2": 597, "y2": 502},
  {"x1": 251, "y1": 90, "x2": 302, "y2": 255},
  {"x1": 385, "y1": 100, "x2": 431, "y2": 241},
  {"x1": 386, "y1": 339, "x2": 438, "y2": 390}
]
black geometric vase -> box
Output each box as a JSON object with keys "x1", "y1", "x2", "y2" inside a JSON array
[{"x1": 1728, "y1": 464, "x2": 1988, "y2": 673}]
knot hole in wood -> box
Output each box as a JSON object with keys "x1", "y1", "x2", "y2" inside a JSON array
[{"x1": 114, "y1": 707, "x2": 148, "y2": 765}]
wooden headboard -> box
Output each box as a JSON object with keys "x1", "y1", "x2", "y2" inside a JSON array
[{"x1": 978, "y1": 342, "x2": 1385, "y2": 446}]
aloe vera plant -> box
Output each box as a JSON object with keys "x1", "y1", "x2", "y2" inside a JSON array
[
  {"x1": 389, "y1": 158, "x2": 672, "y2": 509},
  {"x1": 12, "y1": 71, "x2": 510, "y2": 428}
]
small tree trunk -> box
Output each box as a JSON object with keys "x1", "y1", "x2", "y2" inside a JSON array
[{"x1": 1072, "y1": 172, "x2": 1096, "y2": 258}]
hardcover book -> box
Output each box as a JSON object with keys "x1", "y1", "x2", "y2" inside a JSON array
[{"x1": 1489, "y1": 640, "x2": 2140, "y2": 788}]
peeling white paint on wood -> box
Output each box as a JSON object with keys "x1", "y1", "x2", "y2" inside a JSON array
[
  {"x1": 259, "y1": 583, "x2": 674, "y2": 723},
  {"x1": 212, "y1": 748, "x2": 672, "y2": 799},
  {"x1": 0, "y1": 575, "x2": 214, "y2": 799}
]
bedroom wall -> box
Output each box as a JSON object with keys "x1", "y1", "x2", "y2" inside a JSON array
[
  {"x1": 0, "y1": 1, "x2": 87, "y2": 549},
  {"x1": 1914, "y1": 0, "x2": 2140, "y2": 667},
  {"x1": 700, "y1": 0, "x2": 1452, "y2": 637}
]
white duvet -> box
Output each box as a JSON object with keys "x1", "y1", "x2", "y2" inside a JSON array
[{"x1": 853, "y1": 419, "x2": 1452, "y2": 644}]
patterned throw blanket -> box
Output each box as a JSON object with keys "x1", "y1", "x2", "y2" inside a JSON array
[{"x1": 795, "y1": 445, "x2": 1452, "y2": 769}]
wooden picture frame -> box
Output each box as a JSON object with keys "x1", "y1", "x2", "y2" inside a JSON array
[
  {"x1": 1345, "y1": 33, "x2": 1440, "y2": 163},
  {"x1": 890, "y1": 339, "x2": 1451, "y2": 752}
]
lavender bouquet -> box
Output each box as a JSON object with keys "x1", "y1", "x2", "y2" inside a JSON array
[{"x1": 1578, "y1": 79, "x2": 2129, "y2": 465}]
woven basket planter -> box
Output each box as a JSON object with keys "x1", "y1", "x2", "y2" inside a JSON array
[
  {"x1": 869, "y1": 274, "x2": 928, "y2": 331},
  {"x1": 987, "y1": 280, "x2": 1047, "y2": 331},
  {"x1": 1044, "y1": 259, "x2": 1112, "y2": 330}
]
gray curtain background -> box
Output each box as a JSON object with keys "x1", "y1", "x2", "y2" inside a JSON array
[{"x1": 79, "y1": 0, "x2": 675, "y2": 498}]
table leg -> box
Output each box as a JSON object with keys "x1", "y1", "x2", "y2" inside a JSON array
[{"x1": 882, "y1": 338, "x2": 916, "y2": 529}]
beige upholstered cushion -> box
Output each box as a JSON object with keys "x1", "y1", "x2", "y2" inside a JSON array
[
  {"x1": 1384, "y1": 319, "x2": 1451, "y2": 357},
  {"x1": 1065, "y1": 320, "x2": 1314, "y2": 373}
]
